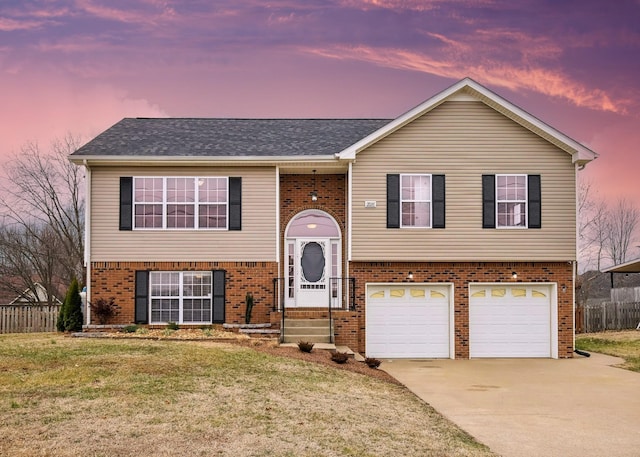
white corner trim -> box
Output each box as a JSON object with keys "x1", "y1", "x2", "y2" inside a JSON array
[
  {"x1": 348, "y1": 162, "x2": 353, "y2": 262},
  {"x1": 275, "y1": 166, "x2": 280, "y2": 264}
]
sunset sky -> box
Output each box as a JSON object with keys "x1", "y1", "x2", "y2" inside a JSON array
[{"x1": 1, "y1": 0, "x2": 639, "y2": 209}]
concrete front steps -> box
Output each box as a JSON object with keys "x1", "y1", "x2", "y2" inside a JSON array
[{"x1": 281, "y1": 318, "x2": 332, "y2": 344}]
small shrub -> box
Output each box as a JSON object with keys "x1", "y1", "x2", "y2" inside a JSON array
[
  {"x1": 57, "y1": 279, "x2": 83, "y2": 332},
  {"x1": 244, "y1": 292, "x2": 254, "y2": 324},
  {"x1": 202, "y1": 328, "x2": 212, "y2": 337},
  {"x1": 297, "y1": 341, "x2": 315, "y2": 353},
  {"x1": 331, "y1": 351, "x2": 349, "y2": 364},
  {"x1": 163, "y1": 328, "x2": 175, "y2": 337},
  {"x1": 91, "y1": 297, "x2": 118, "y2": 325},
  {"x1": 122, "y1": 324, "x2": 138, "y2": 333},
  {"x1": 364, "y1": 357, "x2": 382, "y2": 369},
  {"x1": 136, "y1": 327, "x2": 149, "y2": 335},
  {"x1": 166, "y1": 321, "x2": 180, "y2": 330}
]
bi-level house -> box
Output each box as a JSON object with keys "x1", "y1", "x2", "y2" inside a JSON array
[{"x1": 70, "y1": 78, "x2": 597, "y2": 359}]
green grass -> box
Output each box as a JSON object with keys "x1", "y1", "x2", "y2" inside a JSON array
[
  {"x1": 576, "y1": 330, "x2": 640, "y2": 372},
  {"x1": 0, "y1": 333, "x2": 495, "y2": 457}
]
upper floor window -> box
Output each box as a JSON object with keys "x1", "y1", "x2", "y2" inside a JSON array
[
  {"x1": 133, "y1": 177, "x2": 228, "y2": 230},
  {"x1": 401, "y1": 174, "x2": 431, "y2": 228},
  {"x1": 387, "y1": 173, "x2": 445, "y2": 229},
  {"x1": 496, "y1": 174, "x2": 527, "y2": 228}
]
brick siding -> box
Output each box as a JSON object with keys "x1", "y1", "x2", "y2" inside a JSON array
[
  {"x1": 350, "y1": 261, "x2": 574, "y2": 358},
  {"x1": 90, "y1": 261, "x2": 278, "y2": 325}
]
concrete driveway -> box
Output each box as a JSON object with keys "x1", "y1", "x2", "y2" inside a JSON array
[{"x1": 382, "y1": 353, "x2": 640, "y2": 457}]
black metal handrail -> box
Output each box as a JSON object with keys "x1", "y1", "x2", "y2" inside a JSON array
[{"x1": 272, "y1": 276, "x2": 357, "y2": 343}]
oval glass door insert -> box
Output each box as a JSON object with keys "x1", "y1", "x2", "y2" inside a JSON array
[{"x1": 300, "y1": 242, "x2": 325, "y2": 283}]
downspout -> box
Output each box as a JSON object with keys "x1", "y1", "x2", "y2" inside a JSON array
[
  {"x1": 347, "y1": 162, "x2": 353, "y2": 309},
  {"x1": 275, "y1": 166, "x2": 280, "y2": 312},
  {"x1": 83, "y1": 160, "x2": 91, "y2": 327}
]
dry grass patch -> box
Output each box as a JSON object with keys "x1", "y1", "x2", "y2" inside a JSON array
[
  {"x1": 576, "y1": 330, "x2": 640, "y2": 372},
  {"x1": 0, "y1": 333, "x2": 495, "y2": 457}
]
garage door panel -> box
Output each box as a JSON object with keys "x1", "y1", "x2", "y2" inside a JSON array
[
  {"x1": 366, "y1": 285, "x2": 451, "y2": 359},
  {"x1": 470, "y1": 284, "x2": 553, "y2": 358}
]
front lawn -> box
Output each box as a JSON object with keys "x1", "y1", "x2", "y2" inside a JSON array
[
  {"x1": 576, "y1": 330, "x2": 640, "y2": 372},
  {"x1": 0, "y1": 333, "x2": 494, "y2": 457}
]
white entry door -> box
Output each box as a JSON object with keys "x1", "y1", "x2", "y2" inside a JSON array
[{"x1": 295, "y1": 239, "x2": 330, "y2": 307}]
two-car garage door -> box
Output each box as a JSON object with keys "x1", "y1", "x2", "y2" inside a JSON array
[{"x1": 366, "y1": 283, "x2": 556, "y2": 359}]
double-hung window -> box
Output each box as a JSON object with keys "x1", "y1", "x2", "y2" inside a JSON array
[
  {"x1": 401, "y1": 174, "x2": 432, "y2": 228},
  {"x1": 133, "y1": 177, "x2": 228, "y2": 230},
  {"x1": 496, "y1": 174, "x2": 527, "y2": 228},
  {"x1": 149, "y1": 271, "x2": 212, "y2": 324}
]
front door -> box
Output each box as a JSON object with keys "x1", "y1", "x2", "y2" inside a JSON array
[{"x1": 295, "y1": 238, "x2": 330, "y2": 307}]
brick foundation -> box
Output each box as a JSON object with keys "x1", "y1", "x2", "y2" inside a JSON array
[{"x1": 89, "y1": 261, "x2": 278, "y2": 326}]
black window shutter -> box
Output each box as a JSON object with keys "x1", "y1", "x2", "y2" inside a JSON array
[
  {"x1": 212, "y1": 270, "x2": 226, "y2": 324},
  {"x1": 387, "y1": 174, "x2": 400, "y2": 228},
  {"x1": 528, "y1": 174, "x2": 541, "y2": 229},
  {"x1": 120, "y1": 177, "x2": 133, "y2": 231},
  {"x1": 134, "y1": 270, "x2": 149, "y2": 324},
  {"x1": 432, "y1": 174, "x2": 445, "y2": 229},
  {"x1": 229, "y1": 177, "x2": 242, "y2": 231},
  {"x1": 482, "y1": 175, "x2": 496, "y2": 229}
]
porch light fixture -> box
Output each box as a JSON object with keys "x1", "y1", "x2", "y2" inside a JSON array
[
  {"x1": 310, "y1": 169, "x2": 318, "y2": 202},
  {"x1": 408, "y1": 271, "x2": 414, "y2": 280},
  {"x1": 512, "y1": 271, "x2": 518, "y2": 279}
]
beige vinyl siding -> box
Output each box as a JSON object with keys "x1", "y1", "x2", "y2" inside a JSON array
[
  {"x1": 351, "y1": 101, "x2": 577, "y2": 262},
  {"x1": 91, "y1": 166, "x2": 277, "y2": 261}
]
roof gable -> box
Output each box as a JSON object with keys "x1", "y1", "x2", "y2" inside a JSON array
[{"x1": 338, "y1": 77, "x2": 598, "y2": 165}]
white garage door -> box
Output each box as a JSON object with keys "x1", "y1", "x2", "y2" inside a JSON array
[
  {"x1": 469, "y1": 284, "x2": 554, "y2": 358},
  {"x1": 366, "y1": 284, "x2": 451, "y2": 358}
]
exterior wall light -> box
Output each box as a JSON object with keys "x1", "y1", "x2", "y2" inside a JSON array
[
  {"x1": 310, "y1": 169, "x2": 318, "y2": 202},
  {"x1": 512, "y1": 271, "x2": 518, "y2": 279},
  {"x1": 408, "y1": 271, "x2": 414, "y2": 280}
]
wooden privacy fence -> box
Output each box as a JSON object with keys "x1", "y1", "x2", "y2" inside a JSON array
[
  {"x1": 0, "y1": 305, "x2": 61, "y2": 334},
  {"x1": 580, "y1": 301, "x2": 640, "y2": 333}
]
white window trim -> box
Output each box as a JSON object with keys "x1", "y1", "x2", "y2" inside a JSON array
[
  {"x1": 495, "y1": 174, "x2": 528, "y2": 229},
  {"x1": 149, "y1": 271, "x2": 213, "y2": 324},
  {"x1": 400, "y1": 173, "x2": 433, "y2": 229},
  {"x1": 133, "y1": 176, "x2": 229, "y2": 231}
]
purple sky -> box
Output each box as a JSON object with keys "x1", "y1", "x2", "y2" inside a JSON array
[{"x1": 1, "y1": 0, "x2": 639, "y2": 208}]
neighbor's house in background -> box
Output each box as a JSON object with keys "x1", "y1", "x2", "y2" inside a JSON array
[{"x1": 69, "y1": 78, "x2": 597, "y2": 359}]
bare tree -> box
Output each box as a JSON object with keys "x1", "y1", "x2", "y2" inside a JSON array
[
  {"x1": 605, "y1": 197, "x2": 639, "y2": 266},
  {"x1": 578, "y1": 178, "x2": 610, "y2": 271},
  {"x1": 0, "y1": 223, "x2": 64, "y2": 305},
  {"x1": 0, "y1": 135, "x2": 84, "y2": 303}
]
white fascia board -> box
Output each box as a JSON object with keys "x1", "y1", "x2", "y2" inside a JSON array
[
  {"x1": 338, "y1": 77, "x2": 598, "y2": 164},
  {"x1": 68, "y1": 154, "x2": 339, "y2": 166}
]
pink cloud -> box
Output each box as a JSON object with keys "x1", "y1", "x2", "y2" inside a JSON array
[
  {"x1": 339, "y1": 0, "x2": 494, "y2": 12},
  {"x1": 0, "y1": 17, "x2": 44, "y2": 31},
  {"x1": 303, "y1": 44, "x2": 626, "y2": 114},
  {"x1": 0, "y1": 73, "x2": 168, "y2": 162},
  {"x1": 74, "y1": 0, "x2": 176, "y2": 26}
]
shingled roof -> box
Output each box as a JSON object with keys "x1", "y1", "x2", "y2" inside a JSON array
[{"x1": 71, "y1": 118, "x2": 392, "y2": 157}]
